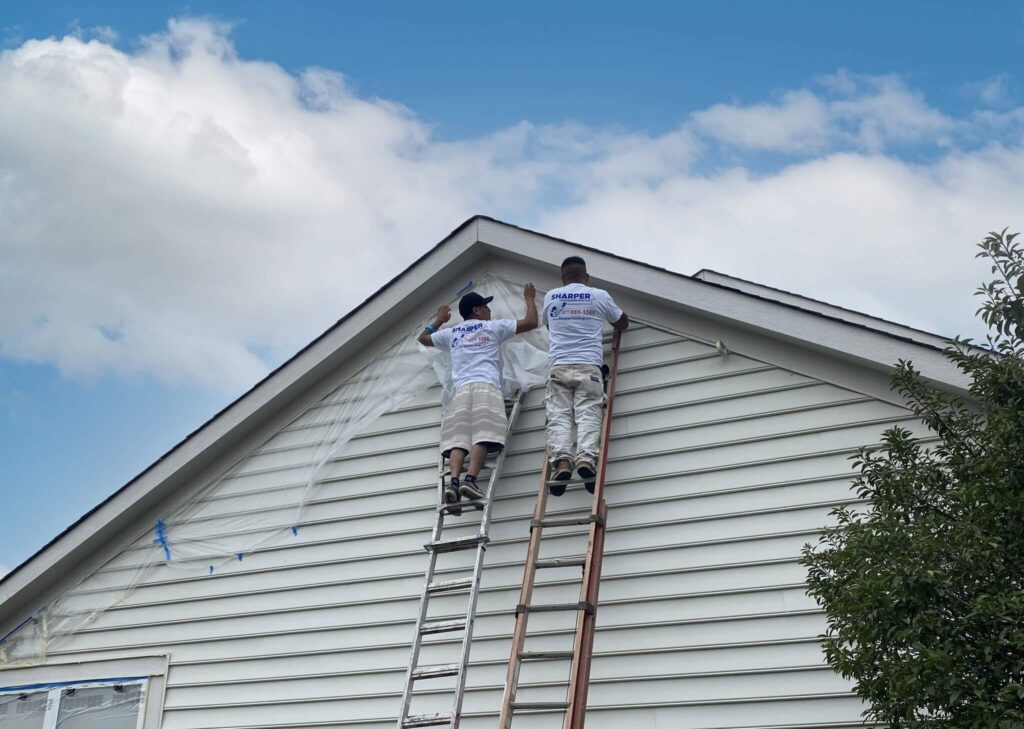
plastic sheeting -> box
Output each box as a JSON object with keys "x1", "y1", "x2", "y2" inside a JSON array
[
  {"x1": 0, "y1": 274, "x2": 549, "y2": 665},
  {"x1": 0, "y1": 682, "x2": 143, "y2": 729}
]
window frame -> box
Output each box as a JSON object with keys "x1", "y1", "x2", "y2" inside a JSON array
[{"x1": 0, "y1": 655, "x2": 166, "y2": 729}]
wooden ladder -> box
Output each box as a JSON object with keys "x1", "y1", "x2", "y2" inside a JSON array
[{"x1": 498, "y1": 329, "x2": 623, "y2": 729}]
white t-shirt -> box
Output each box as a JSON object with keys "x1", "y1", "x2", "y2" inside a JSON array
[
  {"x1": 431, "y1": 318, "x2": 518, "y2": 390},
  {"x1": 542, "y1": 283, "x2": 623, "y2": 367}
]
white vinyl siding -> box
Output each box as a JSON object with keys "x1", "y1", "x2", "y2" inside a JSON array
[{"x1": 39, "y1": 322, "x2": 923, "y2": 728}]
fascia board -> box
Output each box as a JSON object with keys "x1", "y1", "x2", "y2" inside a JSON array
[
  {"x1": 478, "y1": 219, "x2": 970, "y2": 394},
  {"x1": 694, "y1": 269, "x2": 952, "y2": 349},
  {"x1": 0, "y1": 221, "x2": 483, "y2": 619}
]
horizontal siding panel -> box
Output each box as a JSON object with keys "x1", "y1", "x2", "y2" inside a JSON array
[
  {"x1": 161, "y1": 677, "x2": 857, "y2": 729},
  {"x1": 52, "y1": 610, "x2": 829, "y2": 667},
  {"x1": 67, "y1": 530, "x2": 818, "y2": 623},
  {"x1": 85, "y1": 492, "x2": 843, "y2": 590},
  {"x1": 70, "y1": 556, "x2": 808, "y2": 632},
  {"x1": 55, "y1": 579, "x2": 818, "y2": 652},
  {"x1": 165, "y1": 665, "x2": 851, "y2": 713},
  {"x1": 167, "y1": 638, "x2": 827, "y2": 688}
]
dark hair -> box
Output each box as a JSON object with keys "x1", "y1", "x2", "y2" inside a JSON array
[{"x1": 561, "y1": 255, "x2": 588, "y2": 282}]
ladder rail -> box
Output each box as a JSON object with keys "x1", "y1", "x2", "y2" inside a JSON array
[
  {"x1": 564, "y1": 329, "x2": 622, "y2": 729},
  {"x1": 498, "y1": 328, "x2": 623, "y2": 729},
  {"x1": 497, "y1": 458, "x2": 551, "y2": 729},
  {"x1": 397, "y1": 387, "x2": 531, "y2": 729},
  {"x1": 448, "y1": 390, "x2": 529, "y2": 727},
  {"x1": 396, "y1": 459, "x2": 445, "y2": 726}
]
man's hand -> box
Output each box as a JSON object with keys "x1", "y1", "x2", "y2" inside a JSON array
[
  {"x1": 517, "y1": 283, "x2": 539, "y2": 334},
  {"x1": 418, "y1": 304, "x2": 452, "y2": 346}
]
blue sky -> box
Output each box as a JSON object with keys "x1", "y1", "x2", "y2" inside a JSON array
[{"x1": 1, "y1": 1, "x2": 1023, "y2": 575}]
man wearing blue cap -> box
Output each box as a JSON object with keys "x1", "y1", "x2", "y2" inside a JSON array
[{"x1": 418, "y1": 284, "x2": 538, "y2": 510}]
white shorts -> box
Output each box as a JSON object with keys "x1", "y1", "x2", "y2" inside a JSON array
[{"x1": 440, "y1": 382, "x2": 508, "y2": 457}]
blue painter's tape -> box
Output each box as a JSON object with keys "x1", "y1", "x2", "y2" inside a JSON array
[
  {"x1": 209, "y1": 566, "x2": 214, "y2": 575},
  {"x1": 291, "y1": 526, "x2": 299, "y2": 537},
  {"x1": 456, "y1": 280, "x2": 473, "y2": 296},
  {"x1": 236, "y1": 553, "x2": 243, "y2": 561},
  {"x1": 0, "y1": 676, "x2": 148, "y2": 693},
  {"x1": 152, "y1": 521, "x2": 171, "y2": 561}
]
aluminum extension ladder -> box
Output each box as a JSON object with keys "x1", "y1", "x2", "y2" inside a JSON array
[
  {"x1": 397, "y1": 387, "x2": 531, "y2": 729},
  {"x1": 498, "y1": 329, "x2": 622, "y2": 729}
]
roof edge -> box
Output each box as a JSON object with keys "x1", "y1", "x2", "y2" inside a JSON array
[{"x1": 0, "y1": 216, "x2": 484, "y2": 610}]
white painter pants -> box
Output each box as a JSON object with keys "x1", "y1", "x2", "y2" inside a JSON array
[{"x1": 545, "y1": 364, "x2": 605, "y2": 467}]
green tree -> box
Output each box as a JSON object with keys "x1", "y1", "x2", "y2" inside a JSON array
[{"x1": 801, "y1": 230, "x2": 1024, "y2": 727}]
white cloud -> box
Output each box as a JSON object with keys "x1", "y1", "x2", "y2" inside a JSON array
[
  {"x1": 963, "y1": 74, "x2": 1012, "y2": 107},
  {"x1": 1, "y1": 20, "x2": 1021, "y2": 392},
  {"x1": 693, "y1": 73, "x2": 955, "y2": 153},
  {"x1": 692, "y1": 90, "x2": 831, "y2": 153}
]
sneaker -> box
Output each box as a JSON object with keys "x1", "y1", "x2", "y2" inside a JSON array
[
  {"x1": 577, "y1": 461, "x2": 597, "y2": 495},
  {"x1": 444, "y1": 478, "x2": 462, "y2": 515},
  {"x1": 459, "y1": 475, "x2": 484, "y2": 501},
  {"x1": 549, "y1": 460, "x2": 573, "y2": 497}
]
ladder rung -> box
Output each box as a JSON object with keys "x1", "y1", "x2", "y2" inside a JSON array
[
  {"x1": 535, "y1": 556, "x2": 586, "y2": 569},
  {"x1": 545, "y1": 478, "x2": 590, "y2": 486},
  {"x1": 516, "y1": 601, "x2": 595, "y2": 615},
  {"x1": 425, "y1": 534, "x2": 487, "y2": 553},
  {"x1": 518, "y1": 650, "x2": 575, "y2": 661},
  {"x1": 534, "y1": 514, "x2": 603, "y2": 528},
  {"x1": 420, "y1": 618, "x2": 467, "y2": 635},
  {"x1": 438, "y1": 499, "x2": 484, "y2": 513},
  {"x1": 412, "y1": 662, "x2": 462, "y2": 680},
  {"x1": 403, "y1": 713, "x2": 452, "y2": 727},
  {"x1": 427, "y1": 577, "x2": 474, "y2": 594},
  {"x1": 510, "y1": 701, "x2": 570, "y2": 711}
]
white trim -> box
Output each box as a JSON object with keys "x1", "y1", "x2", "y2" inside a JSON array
[{"x1": 693, "y1": 269, "x2": 952, "y2": 349}]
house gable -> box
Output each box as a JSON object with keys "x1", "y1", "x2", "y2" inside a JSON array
[{"x1": 2, "y1": 215, "x2": 962, "y2": 633}]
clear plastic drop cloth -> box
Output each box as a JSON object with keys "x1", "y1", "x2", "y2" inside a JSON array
[
  {"x1": 0, "y1": 683, "x2": 143, "y2": 729},
  {"x1": 0, "y1": 689, "x2": 47, "y2": 728},
  {"x1": 0, "y1": 273, "x2": 549, "y2": 665},
  {"x1": 55, "y1": 684, "x2": 143, "y2": 729}
]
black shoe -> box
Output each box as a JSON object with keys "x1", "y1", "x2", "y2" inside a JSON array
[
  {"x1": 444, "y1": 478, "x2": 462, "y2": 516},
  {"x1": 459, "y1": 475, "x2": 484, "y2": 501},
  {"x1": 577, "y1": 461, "x2": 597, "y2": 494},
  {"x1": 548, "y1": 461, "x2": 572, "y2": 497}
]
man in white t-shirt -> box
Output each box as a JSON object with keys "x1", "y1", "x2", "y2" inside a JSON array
[
  {"x1": 418, "y1": 285, "x2": 538, "y2": 510},
  {"x1": 543, "y1": 256, "x2": 628, "y2": 495}
]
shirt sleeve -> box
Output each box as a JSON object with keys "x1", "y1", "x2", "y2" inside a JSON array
[
  {"x1": 492, "y1": 319, "x2": 518, "y2": 342},
  {"x1": 430, "y1": 327, "x2": 453, "y2": 350},
  {"x1": 598, "y1": 289, "x2": 624, "y2": 323}
]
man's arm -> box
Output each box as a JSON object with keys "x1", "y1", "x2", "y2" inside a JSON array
[
  {"x1": 516, "y1": 283, "x2": 539, "y2": 333},
  {"x1": 417, "y1": 305, "x2": 451, "y2": 346},
  {"x1": 612, "y1": 311, "x2": 629, "y2": 331}
]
